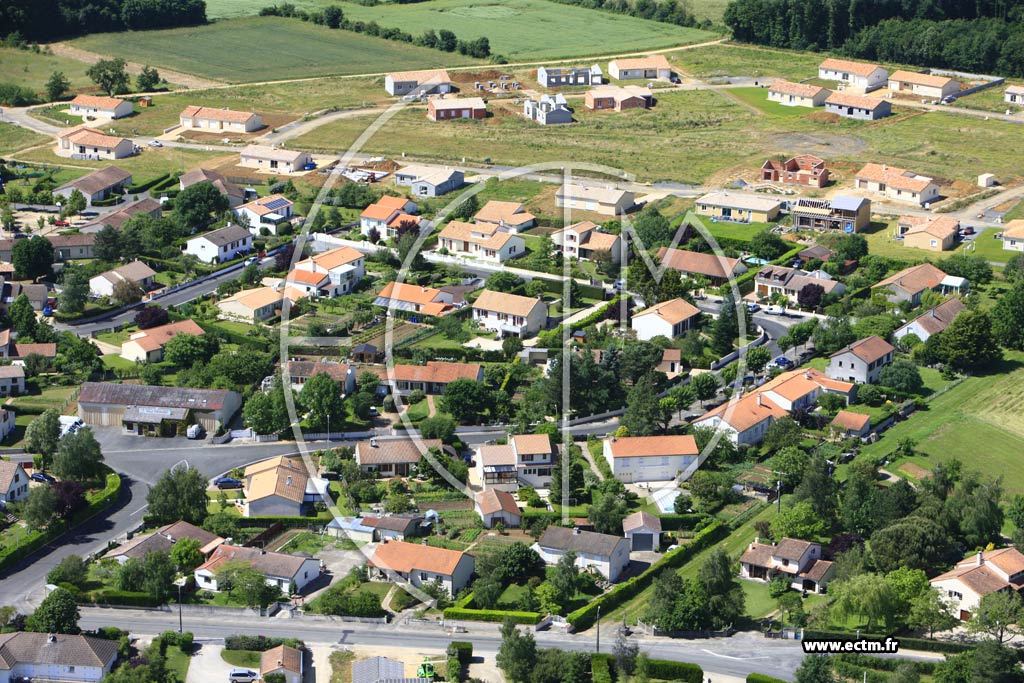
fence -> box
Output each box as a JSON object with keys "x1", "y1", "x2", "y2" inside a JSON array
[
  {"x1": 710, "y1": 326, "x2": 768, "y2": 370},
  {"x1": 160, "y1": 603, "x2": 280, "y2": 618}
]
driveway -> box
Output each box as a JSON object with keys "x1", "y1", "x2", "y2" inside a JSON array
[{"x1": 186, "y1": 643, "x2": 243, "y2": 683}]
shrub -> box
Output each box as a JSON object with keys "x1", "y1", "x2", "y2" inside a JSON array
[
  {"x1": 448, "y1": 641, "x2": 472, "y2": 666},
  {"x1": 441, "y1": 608, "x2": 542, "y2": 624},
  {"x1": 224, "y1": 635, "x2": 304, "y2": 651},
  {"x1": 748, "y1": 675, "x2": 789, "y2": 683},
  {"x1": 647, "y1": 660, "x2": 703, "y2": 683},
  {"x1": 592, "y1": 654, "x2": 613, "y2": 683}
]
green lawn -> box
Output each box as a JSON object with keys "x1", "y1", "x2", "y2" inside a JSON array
[
  {"x1": 72, "y1": 17, "x2": 482, "y2": 83},
  {"x1": 0, "y1": 46, "x2": 96, "y2": 96},
  {"x1": 740, "y1": 580, "x2": 778, "y2": 620},
  {"x1": 404, "y1": 399, "x2": 432, "y2": 422},
  {"x1": 8, "y1": 384, "x2": 78, "y2": 414},
  {"x1": 705, "y1": 219, "x2": 774, "y2": 243},
  {"x1": 962, "y1": 228, "x2": 1012, "y2": 265},
  {"x1": 11, "y1": 144, "x2": 228, "y2": 181},
  {"x1": 221, "y1": 649, "x2": 261, "y2": 668},
  {"x1": 953, "y1": 82, "x2": 1024, "y2": 114},
  {"x1": 164, "y1": 644, "x2": 192, "y2": 682},
  {"x1": 725, "y1": 87, "x2": 811, "y2": 119},
  {"x1": 274, "y1": 531, "x2": 335, "y2": 554},
  {"x1": 95, "y1": 328, "x2": 133, "y2": 346},
  {"x1": 101, "y1": 355, "x2": 140, "y2": 373},
  {"x1": 0, "y1": 123, "x2": 49, "y2": 155},
  {"x1": 1002, "y1": 200, "x2": 1024, "y2": 223}
]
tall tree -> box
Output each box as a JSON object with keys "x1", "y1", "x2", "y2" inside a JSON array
[
  {"x1": 136, "y1": 65, "x2": 161, "y2": 91},
  {"x1": 22, "y1": 485, "x2": 58, "y2": 529},
  {"x1": 992, "y1": 283, "x2": 1024, "y2": 350},
  {"x1": 299, "y1": 373, "x2": 346, "y2": 431},
  {"x1": 496, "y1": 619, "x2": 537, "y2": 683},
  {"x1": 45, "y1": 71, "x2": 70, "y2": 101},
  {"x1": 25, "y1": 409, "x2": 61, "y2": 468},
  {"x1": 86, "y1": 58, "x2": 130, "y2": 96},
  {"x1": 174, "y1": 181, "x2": 229, "y2": 230},
  {"x1": 939, "y1": 309, "x2": 1001, "y2": 373},
  {"x1": 12, "y1": 236, "x2": 54, "y2": 280},
  {"x1": 967, "y1": 589, "x2": 1023, "y2": 644},
  {"x1": 26, "y1": 587, "x2": 79, "y2": 634},
  {"x1": 52, "y1": 428, "x2": 104, "y2": 482},
  {"x1": 146, "y1": 465, "x2": 208, "y2": 525},
  {"x1": 622, "y1": 373, "x2": 665, "y2": 436},
  {"x1": 58, "y1": 266, "x2": 89, "y2": 315}
]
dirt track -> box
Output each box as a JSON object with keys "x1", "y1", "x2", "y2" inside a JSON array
[{"x1": 48, "y1": 42, "x2": 225, "y2": 90}]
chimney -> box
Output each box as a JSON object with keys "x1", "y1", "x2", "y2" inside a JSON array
[
  {"x1": 804, "y1": 370, "x2": 810, "y2": 379},
  {"x1": 277, "y1": 660, "x2": 283, "y2": 667},
  {"x1": 47, "y1": 634, "x2": 57, "y2": 643},
  {"x1": 286, "y1": 476, "x2": 292, "y2": 486},
  {"x1": 977, "y1": 551, "x2": 984, "y2": 566},
  {"x1": 370, "y1": 438, "x2": 378, "y2": 447},
  {"x1": 573, "y1": 528, "x2": 582, "y2": 535},
  {"x1": 757, "y1": 394, "x2": 762, "y2": 407}
]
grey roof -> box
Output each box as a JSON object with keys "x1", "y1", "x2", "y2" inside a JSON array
[
  {"x1": 78, "y1": 382, "x2": 234, "y2": 411},
  {"x1": 108, "y1": 520, "x2": 220, "y2": 561},
  {"x1": 830, "y1": 196, "x2": 868, "y2": 211},
  {"x1": 80, "y1": 198, "x2": 162, "y2": 233},
  {"x1": 180, "y1": 168, "x2": 245, "y2": 200},
  {"x1": 355, "y1": 439, "x2": 444, "y2": 466},
  {"x1": 537, "y1": 526, "x2": 626, "y2": 559},
  {"x1": 56, "y1": 166, "x2": 131, "y2": 197},
  {"x1": 194, "y1": 224, "x2": 252, "y2": 247},
  {"x1": 0, "y1": 365, "x2": 25, "y2": 379},
  {"x1": 122, "y1": 405, "x2": 190, "y2": 423},
  {"x1": 352, "y1": 656, "x2": 432, "y2": 683},
  {"x1": 0, "y1": 632, "x2": 118, "y2": 669}
]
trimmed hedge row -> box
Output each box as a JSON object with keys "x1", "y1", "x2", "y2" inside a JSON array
[
  {"x1": 442, "y1": 607, "x2": 543, "y2": 625},
  {"x1": 656, "y1": 513, "x2": 709, "y2": 531},
  {"x1": 832, "y1": 660, "x2": 890, "y2": 683},
  {"x1": 126, "y1": 173, "x2": 171, "y2": 194},
  {"x1": 748, "y1": 674, "x2": 789, "y2": 683},
  {"x1": 448, "y1": 641, "x2": 472, "y2": 666},
  {"x1": 225, "y1": 635, "x2": 305, "y2": 651},
  {"x1": 536, "y1": 295, "x2": 623, "y2": 348},
  {"x1": 591, "y1": 654, "x2": 613, "y2": 683},
  {"x1": 834, "y1": 654, "x2": 936, "y2": 675},
  {"x1": 566, "y1": 521, "x2": 728, "y2": 631},
  {"x1": 802, "y1": 629, "x2": 970, "y2": 654},
  {"x1": 80, "y1": 589, "x2": 161, "y2": 607},
  {"x1": 647, "y1": 659, "x2": 703, "y2": 682}
]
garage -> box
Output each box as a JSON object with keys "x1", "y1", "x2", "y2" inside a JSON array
[
  {"x1": 630, "y1": 532, "x2": 655, "y2": 552},
  {"x1": 623, "y1": 511, "x2": 662, "y2": 553}
]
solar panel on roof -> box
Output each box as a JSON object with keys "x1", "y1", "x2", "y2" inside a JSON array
[{"x1": 263, "y1": 198, "x2": 290, "y2": 211}]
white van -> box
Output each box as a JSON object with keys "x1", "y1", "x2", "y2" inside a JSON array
[{"x1": 58, "y1": 416, "x2": 84, "y2": 440}]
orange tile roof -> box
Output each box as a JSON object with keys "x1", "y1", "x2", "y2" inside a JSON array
[
  {"x1": 180, "y1": 106, "x2": 257, "y2": 123},
  {"x1": 474, "y1": 201, "x2": 534, "y2": 225},
  {"x1": 261, "y1": 645, "x2": 302, "y2": 675},
  {"x1": 831, "y1": 410, "x2": 871, "y2": 432},
  {"x1": 873, "y1": 263, "x2": 947, "y2": 296},
  {"x1": 368, "y1": 540, "x2": 468, "y2": 576},
  {"x1": 901, "y1": 215, "x2": 959, "y2": 239},
  {"x1": 889, "y1": 70, "x2": 957, "y2": 89},
  {"x1": 438, "y1": 221, "x2": 516, "y2": 249},
  {"x1": 606, "y1": 434, "x2": 698, "y2": 458},
  {"x1": 238, "y1": 193, "x2": 292, "y2": 217},
  {"x1": 246, "y1": 457, "x2": 308, "y2": 504},
  {"x1": 825, "y1": 92, "x2": 887, "y2": 110},
  {"x1": 59, "y1": 125, "x2": 128, "y2": 149},
  {"x1": 71, "y1": 94, "x2": 127, "y2": 110},
  {"x1": 361, "y1": 201, "x2": 402, "y2": 221},
  {"x1": 633, "y1": 297, "x2": 700, "y2": 325},
  {"x1": 1003, "y1": 220, "x2": 1024, "y2": 239},
  {"x1": 770, "y1": 80, "x2": 828, "y2": 98},
  {"x1": 388, "y1": 69, "x2": 451, "y2": 83},
  {"x1": 476, "y1": 489, "x2": 520, "y2": 516},
  {"x1": 857, "y1": 163, "x2": 934, "y2": 192},
  {"x1": 658, "y1": 247, "x2": 743, "y2": 280},
  {"x1": 819, "y1": 58, "x2": 883, "y2": 77},
  {"x1": 387, "y1": 212, "x2": 420, "y2": 228},
  {"x1": 299, "y1": 246, "x2": 364, "y2": 272},
  {"x1": 286, "y1": 269, "x2": 329, "y2": 286},
  {"x1": 511, "y1": 433, "x2": 553, "y2": 455},
  {"x1": 472, "y1": 289, "x2": 545, "y2": 317},
  {"x1": 377, "y1": 281, "x2": 445, "y2": 306},
  {"x1": 831, "y1": 335, "x2": 894, "y2": 364},
  {"x1": 392, "y1": 361, "x2": 481, "y2": 384},
  {"x1": 623, "y1": 510, "x2": 661, "y2": 533},
  {"x1": 612, "y1": 55, "x2": 671, "y2": 70},
  {"x1": 124, "y1": 319, "x2": 205, "y2": 353},
  {"x1": 219, "y1": 286, "x2": 283, "y2": 311}
]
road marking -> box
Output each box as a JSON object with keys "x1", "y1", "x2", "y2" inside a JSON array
[
  {"x1": 701, "y1": 649, "x2": 769, "y2": 661},
  {"x1": 130, "y1": 505, "x2": 148, "y2": 516}
]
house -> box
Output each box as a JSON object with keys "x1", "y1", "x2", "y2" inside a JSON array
[
  {"x1": 235, "y1": 194, "x2": 294, "y2": 235},
  {"x1": 631, "y1": 298, "x2": 700, "y2": 341},
  {"x1": 120, "y1": 319, "x2": 206, "y2": 363},
  {"x1": 658, "y1": 348, "x2": 684, "y2": 378},
  {"x1": 826, "y1": 335, "x2": 895, "y2": 384},
  {"x1": 830, "y1": 410, "x2": 872, "y2": 439},
  {"x1": 893, "y1": 297, "x2": 966, "y2": 342},
  {"x1": 898, "y1": 215, "x2": 959, "y2": 251},
  {"x1": 354, "y1": 438, "x2": 445, "y2": 477},
  {"x1": 180, "y1": 168, "x2": 247, "y2": 207},
  {"x1": 791, "y1": 196, "x2": 871, "y2": 233},
  {"x1": 930, "y1": 548, "x2": 1024, "y2": 621},
  {"x1": 538, "y1": 65, "x2": 602, "y2": 87},
  {"x1": 373, "y1": 282, "x2": 454, "y2": 317},
  {"x1": 693, "y1": 368, "x2": 854, "y2": 446},
  {"x1": 471, "y1": 289, "x2": 547, "y2": 338},
  {"x1": 384, "y1": 69, "x2": 452, "y2": 96},
  {"x1": 77, "y1": 382, "x2": 241, "y2": 434},
  {"x1": 1001, "y1": 220, "x2": 1024, "y2": 253},
  {"x1": 523, "y1": 95, "x2": 573, "y2": 125},
  {"x1": 88, "y1": 260, "x2": 156, "y2": 298},
  {"x1": 179, "y1": 106, "x2": 262, "y2": 133},
  {"x1": 694, "y1": 191, "x2": 783, "y2": 223},
  {"x1": 0, "y1": 632, "x2": 118, "y2": 683},
  {"x1": 359, "y1": 195, "x2": 418, "y2": 237},
  {"x1": 79, "y1": 198, "x2": 162, "y2": 233},
  {"x1": 1005, "y1": 85, "x2": 1024, "y2": 106},
  {"x1": 888, "y1": 70, "x2": 960, "y2": 100},
  {"x1": 437, "y1": 220, "x2": 526, "y2": 264},
  {"x1": 767, "y1": 80, "x2": 830, "y2": 107},
  {"x1": 533, "y1": 526, "x2": 631, "y2": 582},
  {"x1": 556, "y1": 184, "x2": 635, "y2": 216},
  {"x1": 53, "y1": 166, "x2": 132, "y2": 206},
  {"x1": 476, "y1": 433, "x2": 557, "y2": 490},
  {"x1": 608, "y1": 55, "x2": 672, "y2": 80},
  {"x1": 623, "y1": 511, "x2": 662, "y2": 552},
  {"x1": 740, "y1": 538, "x2": 834, "y2": 594},
  {"x1": 239, "y1": 145, "x2": 312, "y2": 173},
  {"x1": 798, "y1": 244, "x2": 834, "y2": 263},
  {"x1": 362, "y1": 515, "x2": 425, "y2": 542},
  {"x1": 584, "y1": 85, "x2": 653, "y2": 111},
  {"x1": 195, "y1": 544, "x2": 321, "y2": 593},
  {"x1": 551, "y1": 221, "x2": 622, "y2": 262},
  {"x1": 291, "y1": 246, "x2": 366, "y2": 296},
  {"x1": 754, "y1": 265, "x2": 845, "y2": 304},
  {"x1": 352, "y1": 656, "x2": 432, "y2": 683},
  {"x1": 183, "y1": 224, "x2": 253, "y2": 264},
  {"x1": 243, "y1": 456, "x2": 327, "y2": 517},
  {"x1": 70, "y1": 94, "x2": 133, "y2": 119},
  {"x1": 824, "y1": 92, "x2": 891, "y2": 120},
  {"x1": 603, "y1": 434, "x2": 700, "y2": 484},
  {"x1": 760, "y1": 154, "x2": 830, "y2": 188},
  {"x1": 106, "y1": 520, "x2": 223, "y2": 564},
  {"x1": 369, "y1": 540, "x2": 474, "y2": 596},
  {"x1": 0, "y1": 283, "x2": 48, "y2": 312},
  {"x1": 474, "y1": 201, "x2": 536, "y2": 232},
  {"x1": 0, "y1": 408, "x2": 14, "y2": 442},
  {"x1": 855, "y1": 163, "x2": 939, "y2": 206},
  {"x1": 475, "y1": 489, "x2": 521, "y2": 529},
  {"x1": 388, "y1": 361, "x2": 484, "y2": 395},
  {"x1": 872, "y1": 263, "x2": 949, "y2": 305},
  {"x1": 817, "y1": 58, "x2": 888, "y2": 92},
  {"x1": 283, "y1": 360, "x2": 355, "y2": 394},
  {"x1": 394, "y1": 166, "x2": 465, "y2": 197},
  {"x1": 0, "y1": 460, "x2": 28, "y2": 506},
  {"x1": 261, "y1": 645, "x2": 303, "y2": 683},
  {"x1": 427, "y1": 97, "x2": 487, "y2": 121},
  {"x1": 657, "y1": 247, "x2": 748, "y2": 287},
  {"x1": 55, "y1": 125, "x2": 134, "y2": 160},
  {"x1": 218, "y1": 286, "x2": 298, "y2": 323},
  {"x1": 49, "y1": 233, "x2": 97, "y2": 261}
]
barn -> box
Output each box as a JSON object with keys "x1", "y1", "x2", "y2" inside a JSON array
[{"x1": 77, "y1": 382, "x2": 241, "y2": 435}]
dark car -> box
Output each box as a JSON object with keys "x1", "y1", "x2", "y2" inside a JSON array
[
  {"x1": 961, "y1": 226, "x2": 976, "y2": 235},
  {"x1": 31, "y1": 472, "x2": 56, "y2": 484},
  {"x1": 215, "y1": 477, "x2": 242, "y2": 490},
  {"x1": 774, "y1": 356, "x2": 794, "y2": 369}
]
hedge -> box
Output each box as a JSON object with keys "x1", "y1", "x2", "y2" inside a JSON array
[
  {"x1": 197, "y1": 320, "x2": 273, "y2": 351},
  {"x1": 448, "y1": 641, "x2": 472, "y2": 666},
  {"x1": 647, "y1": 659, "x2": 703, "y2": 683},
  {"x1": 655, "y1": 513, "x2": 709, "y2": 531},
  {"x1": 442, "y1": 607, "x2": 543, "y2": 625},
  {"x1": 225, "y1": 635, "x2": 305, "y2": 651},
  {"x1": 802, "y1": 629, "x2": 970, "y2": 654},
  {"x1": 832, "y1": 660, "x2": 891, "y2": 683},
  {"x1": 80, "y1": 589, "x2": 161, "y2": 607},
  {"x1": 535, "y1": 295, "x2": 623, "y2": 348},
  {"x1": 748, "y1": 674, "x2": 789, "y2": 683},
  {"x1": 125, "y1": 173, "x2": 170, "y2": 194},
  {"x1": 591, "y1": 654, "x2": 613, "y2": 683},
  {"x1": 834, "y1": 654, "x2": 936, "y2": 675},
  {"x1": 566, "y1": 521, "x2": 728, "y2": 631},
  {"x1": 728, "y1": 246, "x2": 803, "y2": 296}
]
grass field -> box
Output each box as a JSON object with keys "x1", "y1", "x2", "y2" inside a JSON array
[
  {"x1": 670, "y1": 44, "x2": 823, "y2": 81},
  {"x1": 333, "y1": 0, "x2": 715, "y2": 61},
  {"x1": 0, "y1": 46, "x2": 96, "y2": 96},
  {"x1": 961, "y1": 228, "x2": 1012, "y2": 264},
  {"x1": 704, "y1": 219, "x2": 774, "y2": 242},
  {"x1": 0, "y1": 123, "x2": 49, "y2": 155},
  {"x1": 954, "y1": 82, "x2": 1024, "y2": 114},
  {"x1": 72, "y1": 17, "x2": 480, "y2": 83},
  {"x1": 10, "y1": 145, "x2": 231, "y2": 180}
]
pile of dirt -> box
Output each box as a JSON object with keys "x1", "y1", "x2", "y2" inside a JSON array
[
  {"x1": 806, "y1": 111, "x2": 842, "y2": 124},
  {"x1": 450, "y1": 69, "x2": 506, "y2": 85},
  {"x1": 357, "y1": 159, "x2": 400, "y2": 172}
]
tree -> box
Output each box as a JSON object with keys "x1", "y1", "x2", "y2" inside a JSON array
[
  {"x1": 164, "y1": 333, "x2": 219, "y2": 366},
  {"x1": 968, "y1": 590, "x2": 1023, "y2": 644},
  {"x1": 711, "y1": 292, "x2": 743, "y2": 355},
  {"x1": 170, "y1": 537, "x2": 203, "y2": 571},
  {"x1": 812, "y1": 317, "x2": 855, "y2": 355},
  {"x1": 58, "y1": 267, "x2": 89, "y2": 315},
  {"x1": 795, "y1": 656, "x2": 836, "y2": 683},
  {"x1": 440, "y1": 378, "x2": 493, "y2": 424},
  {"x1": 496, "y1": 619, "x2": 537, "y2": 683},
  {"x1": 175, "y1": 181, "x2": 229, "y2": 230},
  {"x1": 45, "y1": 71, "x2": 70, "y2": 101},
  {"x1": 770, "y1": 501, "x2": 827, "y2": 540},
  {"x1": 493, "y1": 542, "x2": 545, "y2": 583},
  {"x1": 135, "y1": 306, "x2": 170, "y2": 329},
  {"x1": 502, "y1": 335, "x2": 523, "y2": 358},
  {"x1": 9, "y1": 295, "x2": 36, "y2": 339},
  {"x1": 419, "y1": 414, "x2": 457, "y2": 442},
  {"x1": 828, "y1": 573, "x2": 898, "y2": 632},
  {"x1": 909, "y1": 587, "x2": 957, "y2": 638},
  {"x1": 876, "y1": 359, "x2": 923, "y2": 395},
  {"x1": 450, "y1": 194, "x2": 479, "y2": 220},
  {"x1": 94, "y1": 224, "x2": 121, "y2": 262},
  {"x1": 547, "y1": 551, "x2": 580, "y2": 609},
  {"x1": 869, "y1": 517, "x2": 949, "y2": 573},
  {"x1": 690, "y1": 372, "x2": 718, "y2": 406},
  {"x1": 613, "y1": 630, "x2": 639, "y2": 678},
  {"x1": 750, "y1": 229, "x2": 789, "y2": 260},
  {"x1": 770, "y1": 447, "x2": 811, "y2": 489},
  {"x1": 244, "y1": 390, "x2": 285, "y2": 435},
  {"x1": 797, "y1": 283, "x2": 824, "y2": 310},
  {"x1": 26, "y1": 587, "x2": 79, "y2": 634},
  {"x1": 939, "y1": 309, "x2": 1001, "y2": 373},
  {"x1": 86, "y1": 58, "x2": 130, "y2": 96},
  {"x1": 794, "y1": 455, "x2": 836, "y2": 521},
  {"x1": 229, "y1": 566, "x2": 280, "y2": 607},
  {"x1": 697, "y1": 547, "x2": 746, "y2": 628},
  {"x1": 763, "y1": 416, "x2": 802, "y2": 453},
  {"x1": 111, "y1": 278, "x2": 144, "y2": 305},
  {"x1": 47, "y1": 555, "x2": 88, "y2": 589},
  {"x1": 12, "y1": 236, "x2": 54, "y2": 280},
  {"x1": 992, "y1": 283, "x2": 1024, "y2": 350},
  {"x1": 146, "y1": 466, "x2": 207, "y2": 525},
  {"x1": 299, "y1": 373, "x2": 345, "y2": 431},
  {"x1": 52, "y1": 428, "x2": 104, "y2": 482},
  {"x1": 622, "y1": 373, "x2": 664, "y2": 436},
  {"x1": 746, "y1": 345, "x2": 771, "y2": 375},
  {"x1": 25, "y1": 409, "x2": 61, "y2": 467},
  {"x1": 136, "y1": 65, "x2": 160, "y2": 91},
  {"x1": 970, "y1": 639, "x2": 1024, "y2": 683},
  {"x1": 588, "y1": 488, "x2": 629, "y2": 535}
]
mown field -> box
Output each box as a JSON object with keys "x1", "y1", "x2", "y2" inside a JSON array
[
  {"x1": 0, "y1": 123, "x2": 49, "y2": 155},
  {"x1": 670, "y1": 43, "x2": 824, "y2": 81},
  {"x1": 333, "y1": 0, "x2": 716, "y2": 60},
  {"x1": 71, "y1": 17, "x2": 481, "y2": 83},
  {"x1": 0, "y1": 46, "x2": 96, "y2": 96},
  {"x1": 10, "y1": 144, "x2": 231, "y2": 179}
]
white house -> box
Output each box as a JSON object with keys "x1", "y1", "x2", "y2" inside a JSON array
[
  {"x1": 243, "y1": 456, "x2": 327, "y2": 518},
  {"x1": 603, "y1": 434, "x2": 700, "y2": 484},
  {"x1": 373, "y1": 282, "x2": 454, "y2": 317},
  {"x1": 183, "y1": 224, "x2": 253, "y2": 264},
  {"x1": 523, "y1": 95, "x2": 573, "y2": 125},
  {"x1": 55, "y1": 125, "x2": 134, "y2": 160},
  {"x1": 0, "y1": 459, "x2": 29, "y2": 506},
  {"x1": 555, "y1": 184, "x2": 635, "y2": 216},
  {"x1": 179, "y1": 106, "x2": 262, "y2": 133},
  {"x1": 551, "y1": 221, "x2": 621, "y2": 262},
  {"x1": 767, "y1": 80, "x2": 830, "y2": 107},
  {"x1": 394, "y1": 165, "x2": 464, "y2": 197},
  {"x1": 631, "y1": 298, "x2": 701, "y2": 341},
  {"x1": 88, "y1": 260, "x2": 156, "y2": 298},
  {"x1": 1002, "y1": 220, "x2": 1024, "y2": 254},
  {"x1": 69, "y1": 94, "x2": 133, "y2": 119},
  {"x1": 817, "y1": 58, "x2": 888, "y2": 92},
  {"x1": 887, "y1": 71, "x2": 960, "y2": 100},
  {"x1": 608, "y1": 55, "x2": 672, "y2": 80},
  {"x1": 235, "y1": 194, "x2": 294, "y2": 235},
  {"x1": 474, "y1": 201, "x2": 536, "y2": 232},
  {"x1": 0, "y1": 366, "x2": 27, "y2": 398},
  {"x1": 930, "y1": 548, "x2": 1024, "y2": 621},
  {"x1": 359, "y1": 195, "x2": 418, "y2": 237},
  {"x1": 217, "y1": 286, "x2": 300, "y2": 323},
  {"x1": 260, "y1": 645, "x2": 303, "y2": 683},
  {"x1": 195, "y1": 544, "x2": 322, "y2": 593},
  {"x1": 368, "y1": 540, "x2": 474, "y2": 597},
  {"x1": 384, "y1": 69, "x2": 452, "y2": 96},
  {"x1": 825, "y1": 335, "x2": 895, "y2": 384},
  {"x1": 239, "y1": 145, "x2": 312, "y2": 173},
  {"x1": 537, "y1": 64, "x2": 602, "y2": 88},
  {"x1": 290, "y1": 246, "x2": 365, "y2": 296},
  {"x1": 855, "y1": 163, "x2": 939, "y2": 206},
  {"x1": 437, "y1": 220, "x2": 526, "y2": 264},
  {"x1": 893, "y1": 297, "x2": 965, "y2": 343},
  {"x1": 872, "y1": 263, "x2": 949, "y2": 306},
  {"x1": 740, "y1": 538, "x2": 834, "y2": 594},
  {"x1": 533, "y1": 526, "x2": 631, "y2": 582},
  {"x1": 120, "y1": 320, "x2": 206, "y2": 363},
  {"x1": 471, "y1": 289, "x2": 547, "y2": 338},
  {"x1": 477, "y1": 433, "x2": 557, "y2": 491},
  {"x1": 0, "y1": 632, "x2": 118, "y2": 683},
  {"x1": 754, "y1": 265, "x2": 845, "y2": 305},
  {"x1": 622, "y1": 511, "x2": 662, "y2": 552},
  {"x1": 474, "y1": 489, "x2": 522, "y2": 529},
  {"x1": 1006, "y1": 85, "x2": 1024, "y2": 106},
  {"x1": 53, "y1": 166, "x2": 132, "y2": 207}
]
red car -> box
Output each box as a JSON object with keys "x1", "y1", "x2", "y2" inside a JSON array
[{"x1": 54, "y1": 220, "x2": 70, "y2": 227}]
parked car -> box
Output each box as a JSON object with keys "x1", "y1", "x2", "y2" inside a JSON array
[
  {"x1": 215, "y1": 477, "x2": 242, "y2": 490},
  {"x1": 54, "y1": 220, "x2": 70, "y2": 227},
  {"x1": 961, "y1": 226, "x2": 976, "y2": 235},
  {"x1": 148, "y1": 140, "x2": 163, "y2": 147},
  {"x1": 229, "y1": 670, "x2": 258, "y2": 683},
  {"x1": 747, "y1": 303, "x2": 761, "y2": 313},
  {"x1": 774, "y1": 356, "x2": 794, "y2": 369},
  {"x1": 244, "y1": 256, "x2": 259, "y2": 266},
  {"x1": 764, "y1": 305, "x2": 784, "y2": 315},
  {"x1": 186, "y1": 423, "x2": 204, "y2": 440},
  {"x1": 30, "y1": 472, "x2": 56, "y2": 484},
  {"x1": 790, "y1": 258, "x2": 804, "y2": 268}
]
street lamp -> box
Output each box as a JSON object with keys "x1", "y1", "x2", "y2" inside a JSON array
[
  {"x1": 596, "y1": 604, "x2": 601, "y2": 653},
  {"x1": 176, "y1": 580, "x2": 184, "y2": 633},
  {"x1": 326, "y1": 413, "x2": 331, "y2": 441}
]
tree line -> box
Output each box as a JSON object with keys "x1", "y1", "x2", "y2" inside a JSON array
[
  {"x1": 544, "y1": 0, "x2": 706, "y2": 28},
  {"x1": 724, "y1": 0, "x2": 1024, "y2": 77},
  {"x1": 1, "y1": 0, "x2": 206, "y2": 42}
]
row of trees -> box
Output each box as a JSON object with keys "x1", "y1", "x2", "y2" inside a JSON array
[{"x1": 1, "y1": 0, "x2": 205, "y2": 42}]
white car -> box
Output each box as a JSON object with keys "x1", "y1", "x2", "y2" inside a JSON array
[
  {"x1": 244, "y1": 256, "x2": 259, "y2": 266},
  {"x1": 148, "y1": 140, "x2": 163, "y2": 147}
]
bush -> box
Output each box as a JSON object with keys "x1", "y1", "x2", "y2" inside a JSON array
[
  {"x1": 592, "y1": 654, "x2": 614, "y2": 683},
  {"x1": 441, "y1": 607, "x2": 542, "y2": 624},
  {"x1": 448, "y1": 641, "x2": 472, "y2": 666},
  {"x1": 224, "y1": 635, "x2": 304, "y2": 651},
  {"x1": 748, "y1": 675, "x2": 789, "y2": 683},
  {"x1": 654, "y1": 513, "x2": 709, "y2": 531},
  {"x1": 647, "y1": 660, "x2": 703, "y2": 683},
  {"x1": 80, "y1": 590, "x2": 160, "y2": 607}
]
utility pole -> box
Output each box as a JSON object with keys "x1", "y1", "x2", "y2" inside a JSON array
[
  {"x1": 177, "y1": 582, "x2": 183, "y2": 633},
  {"x1": 772, "y1": 471, "x2": 789, "y2": 513},
  {"x1": 596, "y1": 605, "x2": 601, "y2": 654},
  {"x1": 326, "y1": 413, "x2": 331, "y2": 441}
]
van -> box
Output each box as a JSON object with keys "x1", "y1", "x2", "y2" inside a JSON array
[
  {"x1": 186, "y1": 424, "x2": 205, "y2": 440},
  {"x1": 228, "y1": 670, "x2": 258, "y2": 682},
  {"x1": 58, "y1": 416, "x2": 84, "y2": 440}
]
